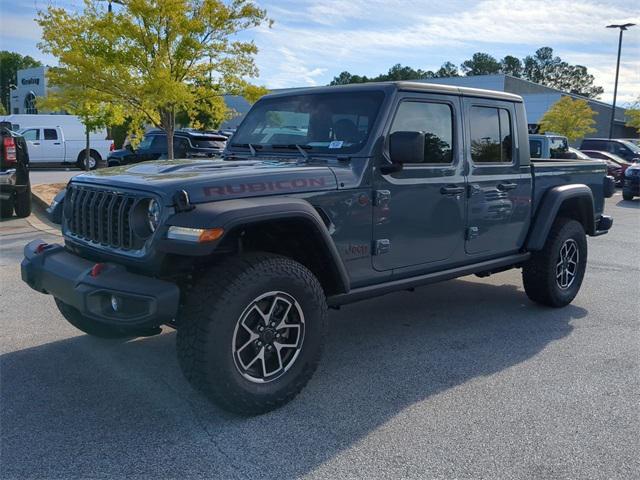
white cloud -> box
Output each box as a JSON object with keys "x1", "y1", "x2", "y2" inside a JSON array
[{"x1": 253, "y1": 0, "x2": 640, "y2": 102}]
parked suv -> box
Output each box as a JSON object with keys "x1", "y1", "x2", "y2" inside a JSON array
[
  {"x1": 579, "y1": 138, "x2": 640, "y2": 163},
  {"x1": 0, "y1": 122, "x2": 31, "y2": 218},
  {"x1": 107, "y1": 129, "x2": 227, "y2": 166},
  {"x1": 622, "y1": 163, "x2": 640, "y2": 200}
]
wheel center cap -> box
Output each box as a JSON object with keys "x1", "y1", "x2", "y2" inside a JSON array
[{"x1": 261, "y1": 328, "x2": 276, "y2": 344}]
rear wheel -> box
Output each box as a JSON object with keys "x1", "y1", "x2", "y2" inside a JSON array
[
  {"x1": 522, "y1": 218, "x2": 587, "y2": 307},
  {"x1": 14, "y1": 185, "x2": 32, "y2": 218},
  {"x1": 177, "y1": 253, "x2": 327, "y2": 415},
  {"x1": 77, "y1": 151, "x2": 103, "y2": 170},
  {"x1": 622, "y1": 190, "x2": 634, "y2": 201}
]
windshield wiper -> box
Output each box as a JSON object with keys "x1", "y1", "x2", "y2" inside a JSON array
[
  {"x1": 271, "y1": 144, "x2": 311, "y2": 160},
  {"x1": 230, "y1": 143, "x2": 261, "y2": 157}
]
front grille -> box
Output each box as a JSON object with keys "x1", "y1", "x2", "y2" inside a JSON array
[{"x1": 65, "y1": 185, "x2": 147, "y2": 250}]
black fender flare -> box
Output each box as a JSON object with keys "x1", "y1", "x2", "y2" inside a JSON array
[
  {"x1": 526, "y1": 184, "x2": 595, "y2": 251},
  {"x1": 165, "y1": 196, "x2": 350, "y2": 293}
]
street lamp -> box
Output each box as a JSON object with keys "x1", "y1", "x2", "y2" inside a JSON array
[{"x1": 606, "y1": 23, "x2": 635, "y2": 139}]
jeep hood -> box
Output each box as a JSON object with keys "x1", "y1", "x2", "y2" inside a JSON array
[{"x1": 71, "y1": 159, "x2": 338, "y2": 204}]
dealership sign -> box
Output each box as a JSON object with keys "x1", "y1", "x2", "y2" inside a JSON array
[{"x1": 21, "y1": 78, "x2": 40, "y2": 86}]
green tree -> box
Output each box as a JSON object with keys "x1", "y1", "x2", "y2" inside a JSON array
[
  {"x1": 434, "y1": 61, "x2": 460, "y2": 78},
  {"x1": 625, "y1": 97, "x2": 640, "y2": 133},
  {"x1": 523, "y1": 47, "x2": 603, "y2": 98},
  {"x1": 39, "y1": 83, "x2": 125, "y2": 170},
  {"x1": 0, "y1": 102, "x2": 6, "y2": 115},
  {"x1": 500, "y1": 55, "x2": 522, "y2": 77},
  {"x1": 461, "y1": 52, "x2": 501, "y2": 76},
  {"x1": 38, "y1": 0, "x2": 270, "y2": 159},
  {"x1": 0, "y1": 51, "x2": 42, "y2": 113},
  {"x1": 539, "y1": 96, "x2": 597, "y2": 141}
]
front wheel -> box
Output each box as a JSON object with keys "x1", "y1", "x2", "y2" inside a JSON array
[
  {"x1": 177, "y1": 253, "x2": 327, "y2": 415},
  {"x1": 522, "y1": 218, "x2": 587, "y2": 307}
]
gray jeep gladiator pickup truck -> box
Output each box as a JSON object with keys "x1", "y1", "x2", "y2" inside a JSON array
[{"x1": 22, "y1": 82, "x2": 614, "y2": 415}]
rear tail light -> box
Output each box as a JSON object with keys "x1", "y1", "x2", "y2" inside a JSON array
[
  {"x1": 109, "y1": 141, "x2": 115, "y2": 151},
  {"x1": 3, "y1": 137, "x2": 17, "y2": 164}
]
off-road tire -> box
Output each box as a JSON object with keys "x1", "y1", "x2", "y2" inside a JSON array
[
  {"x1": 55, "y1": 298, "x2": 133, "y2": 339},
  {"x1": 177, "y1": 253, "x2": 327, "y2": 415},
  {"x1": 0, "y1": 198, "x2": 13, "y2": 218},
  {"x1": 522, "y1": 218, "x2": 587, "y2": 307},
  {"x1": 622, "y1": 190, "x2": 634, "y2": 201},
  {"x1": 14, "y1": 185, "x2": 32, "y2": 218}
]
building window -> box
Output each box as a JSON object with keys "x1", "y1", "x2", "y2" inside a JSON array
[{"x1": 24, "y1": 92, "x2": 38, "y2": 114}]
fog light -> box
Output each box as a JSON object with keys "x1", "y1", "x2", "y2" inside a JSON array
[{"x1": 111, "y1": 295, "x2": 121, "y2": 312}]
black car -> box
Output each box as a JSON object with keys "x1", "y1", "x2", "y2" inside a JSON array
[
  {"x1": 622, "y1": 163, "x2": 640, "y2": 200},
  {"x1": 107, "y1": 129, "x2": 227, "y2": 166},
  {"x1": 0, "y1": 122, "x2": 31, "y2": 218},
  {"x1": 579, "y1": 138, "x2": 640, "y2": 163}
]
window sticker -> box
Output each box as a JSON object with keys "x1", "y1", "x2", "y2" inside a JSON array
[{"x1": 329, "y1": 140, "x2": 344, "y2": 149}]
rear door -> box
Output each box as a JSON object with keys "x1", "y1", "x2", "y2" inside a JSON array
[
  {"x1": 42, "y1": 128, "x2": 65, "y2": 162},
  {"x1": 464, "y1": 99, "x2": 531, "y2": 256},
  {"x1": 372, "y1": 93, "x2": 467, "y2": 271},
  {"x1": 21, "y1": 128, "x2": 45, "y2": 163}
]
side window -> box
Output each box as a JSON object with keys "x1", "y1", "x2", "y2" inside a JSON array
[
  {"x1": 44, "y1": 129, "x2": 58, "y2": 140},
  {"x1": 529, "y1": 140, "x2": 542, "y2": 158},
  {"x1": 151, "y1": 135, "x2": 168, "y2": 150},
  {"x1": 390, "y1": 101, "x2": 453, "y2": 164},
  {"x1": 470, "y1": 106, "x2": 513, "y2": 163},
  {"x1": 22, "y1": 129, "x2": 40, "y2": 141},
  {"x1": 549, "y1": 137, "x2": 569, "y2": 159}
]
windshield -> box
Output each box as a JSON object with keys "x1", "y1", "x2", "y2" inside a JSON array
[
  {"x1": 620, "y1": 140, "x2": 640, "y2": 154},
  {"x1": 231, "y1": 91, "x2": 385, "y2": 154}
]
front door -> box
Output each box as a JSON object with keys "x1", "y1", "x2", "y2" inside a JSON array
[
  {"x1": 22, "y1": 128, "x2": 45, "y2": 163},
  {"x1": 372, "y1": 94, "x2": 466, "y2": 271},
  {"x1": 464, "y1": 99, "x2": 532, "y2": 256}
]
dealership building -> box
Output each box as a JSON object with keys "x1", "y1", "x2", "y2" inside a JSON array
[{"x1": 11, "y1": 67, "x2": 636, "y2": 144}]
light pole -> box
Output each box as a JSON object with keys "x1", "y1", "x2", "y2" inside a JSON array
[{"x1": 606, "y1": 23, "x2": 635, "y2": 139}]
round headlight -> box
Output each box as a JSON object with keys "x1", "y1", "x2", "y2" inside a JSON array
[{"x1": 147, "y1": 199, "x2": 161, "y2": 232}]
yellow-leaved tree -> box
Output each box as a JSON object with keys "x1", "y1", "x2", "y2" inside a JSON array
[
  {"x1": 538, "y1": 96, "x2": 597, "y2": 142},
  {"x1": 625, "y1": 97, "x2": 640, "y2": 133},
  {"x1": 37, "y1": 0, "x2": 270, "y2": 159}
]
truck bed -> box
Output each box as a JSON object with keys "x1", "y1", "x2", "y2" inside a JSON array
[{"x1": 531, "y1": 158, "x2": 608, "y2": 217}]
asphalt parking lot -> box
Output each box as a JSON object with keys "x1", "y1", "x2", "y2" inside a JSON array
[{"x1": 1, "y1": 195, "x2": 638, "y2": 479}]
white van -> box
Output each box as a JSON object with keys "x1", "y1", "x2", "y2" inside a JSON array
[{"x1": 0, "y1": 115, "x2": 114, "y2": 169}]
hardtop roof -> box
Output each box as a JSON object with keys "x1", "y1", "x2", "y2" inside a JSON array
[{"x1": 263, "y1": 81, "x2": 523, "y2": 103}]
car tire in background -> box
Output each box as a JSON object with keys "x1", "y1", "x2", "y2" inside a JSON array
[
  {"x1": 622, "y1": 190, "x2": 634, "y2": 201},
  {"x1": 522, "y1": 217, "x2": 587, "y2": 308},
  {"x1": 13, "y1": 185, "x2": 32, "y2": 218},
  {"x1": 76, "y1": 151, "x2": 105, "y2": 170},
  {"x1": 177, "y1": 253, "x2": 327, "y2": 415}
]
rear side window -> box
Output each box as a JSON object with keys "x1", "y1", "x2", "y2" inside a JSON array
[
  {"x1": 529, "y1": 139, "x2": 542, "y2": 158},
  {"x1": 151, "y1": 135, "x2": 167, "y2": 150},
  {"x1": 549, "y1": 137, "x2": 569, "y2": 159},
  {"x1": 44, "y1": 129, "x2": 58, "y2": 140},
  {"x1": 470, "y1": 106, "x2": 513, "y2": 163},
  {"x1": 390, "y1": 101, "x2": 454, "y2": 164}
]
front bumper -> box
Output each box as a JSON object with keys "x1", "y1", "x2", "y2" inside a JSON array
[{"x1": 21, "y1": 240, "x2": 180, "y2": 329}]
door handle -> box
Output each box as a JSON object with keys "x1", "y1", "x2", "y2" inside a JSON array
[
  {"x1": 440, "y1": 185, "x2": 465, "y2": 195},
  {"x1": 32, "y1": 142, "x2": 40, "y2": 145},
  {"x1": 53, "y1": 142, "x2": 61, "y2": 145},
  {"x1": 497, "y1": 182, "x2": 518, "y2": 191}
]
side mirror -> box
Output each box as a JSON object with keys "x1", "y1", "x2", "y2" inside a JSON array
[{"x1": 389, "y1": 131, "x2": 425, "y2": 165}]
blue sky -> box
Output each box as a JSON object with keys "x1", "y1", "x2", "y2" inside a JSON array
[{"x1": 1, "y1": 0, "x2": 638, "y2": 105}]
